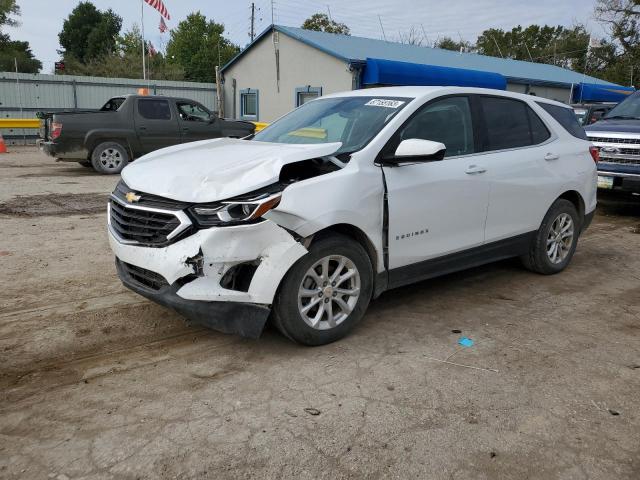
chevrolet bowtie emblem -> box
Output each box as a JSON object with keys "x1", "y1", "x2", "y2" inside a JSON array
[{"x1": 125, "y1": 192, "x2": 141, "y2": 203}]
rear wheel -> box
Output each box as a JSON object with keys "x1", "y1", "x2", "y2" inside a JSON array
[
  {"x1": 521, "y1": 199, "x2": 579, "y2": 274},
  {"x1": 91, "y1": 141, "x2": 129, "y2": 174},
  {"x1": 272, "y1": 234, "x2": 373, "y2": 345}
]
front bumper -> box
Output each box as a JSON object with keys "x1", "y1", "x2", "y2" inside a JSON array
[
  {"x1": 597, "y1": 168, "x2": 640, "y2": 193},
  {"x1": 116, "y1": 259, "x2": 270, "y2": 338},
  {"x1": 109, "y1": 219, "x2": 308, "y2": 337}
]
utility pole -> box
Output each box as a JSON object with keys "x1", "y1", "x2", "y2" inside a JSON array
[
  {"x1": 249, "y1": 3, "x2": 256, "y2": 42},
  {"x1": 378, "y1": 15, "x2": 387, "y2": 41},
  {"x1": 141, "y1": 0, "x2": 146, "y2": 80}
]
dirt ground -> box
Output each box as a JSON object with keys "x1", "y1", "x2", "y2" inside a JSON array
[{"x1": 1, "y1": 147, "x2": 639, "y2": 480}]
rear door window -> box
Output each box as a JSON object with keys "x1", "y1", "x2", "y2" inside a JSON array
[
  {"x1": 138, "y1": 99, "x2": 172, "y2": 120},
  {"x1": 537, "y1": 102, "x2": 588, "y2": 140},
  {"x1": 480, "y1": 96, "x2": 549, "y2": 150}
]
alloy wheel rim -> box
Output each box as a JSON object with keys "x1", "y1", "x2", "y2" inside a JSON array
[
  {"x1": 99, "y1": 148, "x2": 122, "y2": 169},
  {"x1": 546, "y1": 213, "x2": 574, "y2": 264},
  {"x1": 297, "y1": 255, "x2": 361, "y2": 330}
]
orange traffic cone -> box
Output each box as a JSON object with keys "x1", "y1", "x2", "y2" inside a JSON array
[{"x1": 0, "y1": 133, "x2": 7, "y2": 154}]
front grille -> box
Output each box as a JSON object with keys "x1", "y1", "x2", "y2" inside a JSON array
[
  {"x1": 109, "y1": 198, "x2": 182, "y2": 246},
  {"x1": 121, "y1": 261, "x2": 168, "y2": 291},
  {"x1": 599, "y1": 157, "x2": 640, "y2": 166},
  {"x1": 589, "y1": 136, "x2": 640, "y2": 145}
]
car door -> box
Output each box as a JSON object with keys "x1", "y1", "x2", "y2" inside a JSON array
[
  {"x1": 176, "y1": 100, "x2": 221, "y2": 142},
  {"x1": 134, "y1": 98, "x2": 181, "y2": 154},
  {"x1": 383, "y1": 95, "x2": 490, "y2": 271},
  {"x1": 475, "y1": 95, "x2": 561, "y2": 242}
]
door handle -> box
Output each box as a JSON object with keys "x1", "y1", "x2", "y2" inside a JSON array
[
  {"x1": 465, "y1": 164, "x2": 487, "y2": 175},
  {"x1": 138, "y1": 126, "x2": 147, "y2": 131},
  {"x1": 544, "y1": 153, "x2": 560, "y2": 161}
]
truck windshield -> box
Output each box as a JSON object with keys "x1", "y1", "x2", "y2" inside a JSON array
[
  {"x1": 253, "y1": 96, "x2": 411, "y2": 154},
  {"x1": 605, "y1": 92, "x2": 640, "y2": 120}
]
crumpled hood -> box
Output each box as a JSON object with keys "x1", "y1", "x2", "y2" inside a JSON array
[{"x1": 121, "y1": 138, "x2": 342, "y2": 203}]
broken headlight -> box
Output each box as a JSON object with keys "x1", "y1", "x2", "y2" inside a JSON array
[{"x1": 189, "y1": 192, "x2": 282, "y2": 227}]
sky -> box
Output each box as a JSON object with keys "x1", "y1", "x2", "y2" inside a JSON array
[{"x1": 5, "y1": 0, "x2": 606, "y2": 74}]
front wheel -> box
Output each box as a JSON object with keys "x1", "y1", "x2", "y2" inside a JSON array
[
  {"x1": 521, "y1": 199, "x2": 579, "y2": 275},
  {"x1": 272, "y1": 234, "x2": 373, "y2": 346},
  {"x1": 91, "y1": 141, "x2": 129, "y2": 174}
]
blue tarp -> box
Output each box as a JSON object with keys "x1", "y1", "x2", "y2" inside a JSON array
[
  {"x1": 362, "y1": 57, "x2": 507, "y2": 90},
  {"x1": 572, "y1": 83, "x2": 635, "y2": 103}
]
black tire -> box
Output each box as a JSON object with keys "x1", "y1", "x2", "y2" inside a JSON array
[
  {"x1": 91, "y1": 141, "x2": 129, "y2": 174},
  {"x1": 521, "y1": 199, "x2": 580, "y2": 275},
  {"x1": 272, "y1": 234, "x2": 373, "y2": 346}
]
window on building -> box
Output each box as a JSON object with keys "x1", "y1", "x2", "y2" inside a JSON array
[
  {"x1": 240, "y1": 89, "x2": 258, "y2": 120},
  {"x1": 295, "y1": 86, "x2": 322, "y2": 107},
  {"x1": 137, "y1": 98, "x2": 171, "y2": 120},
  {"x1": 398, "y1": 96, "x2": 475, "y2": 157},
  {"x1": 479, "y1": 96, "x2": 550, "y2": 151}
]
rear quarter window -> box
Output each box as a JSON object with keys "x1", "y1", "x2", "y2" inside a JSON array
[{"x1": 537, "y1": 102, "x2": 588, "y2": 140}]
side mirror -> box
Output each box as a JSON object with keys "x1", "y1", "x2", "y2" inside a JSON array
[
  {"x1": 208, "y1": 114, "x2": 218, "y2": 124},
  {"x1": 389, "y1": 139, "x2": 446, "y2": 163}
]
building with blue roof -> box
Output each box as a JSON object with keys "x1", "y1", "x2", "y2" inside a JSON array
[{"x1": 220, "y1": 25, "x2": 630, "y2": 122}]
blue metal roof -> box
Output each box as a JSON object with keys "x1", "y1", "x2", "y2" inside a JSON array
[{"x1": 222, "y1": 25, "x2": 620, "y2": 88}]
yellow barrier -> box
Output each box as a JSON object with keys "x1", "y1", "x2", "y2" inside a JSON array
[
  {"x1": 252, "y1": 122, "x2": 269, "y2": 132},
  {"x1": 0, "y1": 118, "x2": 40, "y2": 129}
]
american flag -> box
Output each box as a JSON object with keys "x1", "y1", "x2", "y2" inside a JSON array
[
  {"x1": 144, "y1": 0, "x2": 170, "y2": 20},
  {"x1": 159, "y1": 17, "x2": 168, "y2": 33},
  {"x1": 148, "y1": 42, "x2": 157, "y2": 57}
]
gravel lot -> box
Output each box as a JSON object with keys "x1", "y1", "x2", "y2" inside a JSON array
[{"x1": 1, "y1": 147, "x2": 639, "y2": 479}]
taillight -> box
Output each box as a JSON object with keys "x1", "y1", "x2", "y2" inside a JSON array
[
  {"x1": 51, "y1": 122, "x2": 62, "y2": 140},
  {"x1": 589, "y1": 146, "x2": 599, "y2": 163}
]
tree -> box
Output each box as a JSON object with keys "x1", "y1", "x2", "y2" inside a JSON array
[
  {"x1": 0, "y1": 35, "x2": 42, "y2": 72},
  {"x1": 397, "y1": 26, "x2": 426, "y2": 46},
  {"x1": 594, "y1": 0, "x2": 639, "y2": 86},
  {"x1": 166, "y1": 12, "x2": 239, "y2": 83},
  {"x1": 0, "y1": 0, "x2": 20, "y2": 29},
  {"x1": 301, "y1": 13, "x2": 350, "y2": 35},
  {"x1": 0, "y1": 0, "x2": 42, "y2": 72},
  {"x1": 61, "y1": 24, "x2": 184, "y2": 80},
  {"x1": 58, "y1": 1, "x2": 122, "y2": 63},
  {"x1": 435, "y1": 36, "x2": 474, "y2": 52},
  {"x1": 476, "y1": 25, "x2": 591, "y2": 69}
]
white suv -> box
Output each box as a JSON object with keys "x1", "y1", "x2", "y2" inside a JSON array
[{"x1": 108, "y1": 87, "x2": 597, "y2": 345}]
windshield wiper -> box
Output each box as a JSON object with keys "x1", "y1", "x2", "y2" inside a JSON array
[{"x1": 604, "y1": 115, "x2": 640, "y2": 120}]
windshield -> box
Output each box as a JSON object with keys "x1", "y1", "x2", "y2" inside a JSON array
[
  {"x1": 252, "y1": 96, "x2": 411, "y2": 154},
  {"x1": 604, "y1": 92, "x2": 640, "y2": 120}
]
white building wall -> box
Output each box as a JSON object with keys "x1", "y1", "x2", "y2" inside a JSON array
[
  {"x1": 507, "y1": 81, "x2": 572, "y2": 104},
  {"x1": 222, "y1": 31, "x2": 353, "y2": 122}
]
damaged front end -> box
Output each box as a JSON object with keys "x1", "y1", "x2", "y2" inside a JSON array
[{"x1": 108, "y1": 139, "x2": 350, "y2": 338}]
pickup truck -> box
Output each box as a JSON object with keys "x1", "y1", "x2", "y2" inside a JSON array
[
  {"x1": 585, "y1": 91, "x2": 640, "y2": 194},
  {"x1": 39, "y1": 95, "x2": 255, "y2": 174}
]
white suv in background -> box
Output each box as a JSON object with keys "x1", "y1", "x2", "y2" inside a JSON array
[{"x1": 108, "y1": 87, "x2": 597, "y2": 345}]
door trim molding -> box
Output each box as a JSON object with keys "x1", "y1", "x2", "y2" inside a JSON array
[{"x1": 386, "y1": 231, "x2": 535, "y2": 290}]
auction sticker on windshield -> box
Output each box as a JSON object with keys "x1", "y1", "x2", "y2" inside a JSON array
[{"x1": 365, "y1": 99, "x2": 405, "y2": 108}]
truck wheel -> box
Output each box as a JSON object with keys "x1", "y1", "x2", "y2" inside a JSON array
[
  {"x1": 272, "y1": 234, "x2": 373, "y2": 346},
  {"x1": 91, "y1": 142, "x2": 129, "y2": 174},
  {"x1": 521, "y1": 199, "x2": 579, "y2": 275}
]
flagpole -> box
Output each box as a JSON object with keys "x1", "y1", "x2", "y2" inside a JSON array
[{"x1": 141, "y1": 0, "x2": 146, "y2": 80}]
